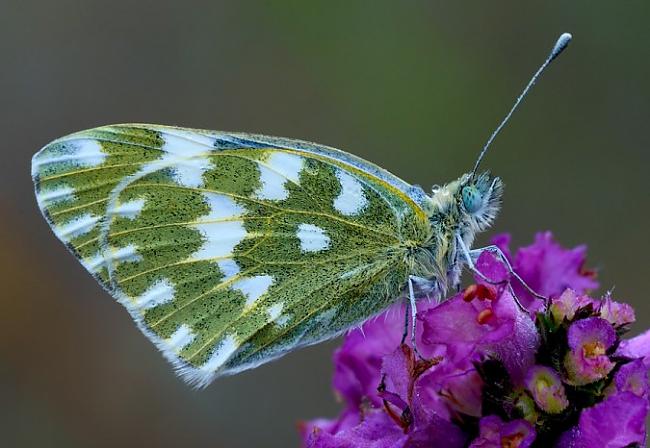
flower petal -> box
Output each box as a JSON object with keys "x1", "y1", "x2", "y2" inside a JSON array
[
  {"x1": 469, "y1": 415, "x2": 535, "y2": 448},
  {"x1": 303, "y1": 409, "x2": 409, "y2": 448},
  {"x1": 556, "y1": 392, "x2": 648, "y2": 448},
  {"x1": 510, "y1": 232, "x2": 598, "y2": 308},
  {"x1": 332, "y1": 304, "x2": 406, "y2": 408},
  {"x1": 567, "y1": 317, "x2": 616, "y2": 351},
  {"x1": 612, "y1": 359, "x2": 649, "y2": 399},
  {"x1": 617, "y1": 329, "x2": 650, "y2": 369}
]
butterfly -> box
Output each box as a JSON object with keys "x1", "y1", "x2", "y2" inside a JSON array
[{"x1": 31, "y1": 34, "x2": 571, "y2": 388}]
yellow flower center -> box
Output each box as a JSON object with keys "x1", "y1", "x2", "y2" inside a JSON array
[
  {"x1": 501, "y1": 432, "x2": 525, "y2": 448},
  {"x1": 583, "y1": 341, "x2": 605, "y2": 358}
]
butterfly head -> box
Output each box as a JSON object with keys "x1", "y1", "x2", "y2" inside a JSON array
[
  {"x1": 458, "y1": 172, "x2": 503, "y2": 231},
  {"x1": 429, "y1": 171, "x2": 502, "y2": 232}
]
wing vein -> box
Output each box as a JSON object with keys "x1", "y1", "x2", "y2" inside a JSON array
[
  {"x1": 129, "y1": 182, "x2": 399, "y2": 241},
  {"x1": 187, "y1": 254, "x2": 395, "y2": 363}
]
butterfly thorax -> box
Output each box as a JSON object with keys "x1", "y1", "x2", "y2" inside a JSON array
[{"x1": 409, "y1": 172, "x2": 503, "y2": 297}]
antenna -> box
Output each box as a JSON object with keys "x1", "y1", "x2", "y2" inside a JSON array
[{"x1": 471, "y1": 32, "x2": 572, "y2": 176}]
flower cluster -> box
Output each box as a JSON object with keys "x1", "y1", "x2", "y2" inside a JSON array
[{"x1": 300, "y1": 232, "x2": 650, "y2": 447}]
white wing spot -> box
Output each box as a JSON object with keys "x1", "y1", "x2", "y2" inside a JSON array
[
  {"x1": 189, "y1": 221, "x2": 248, "y2": 261},
  {"x1": 83, "y1": 244, "x2": 142, "y2": 272},
  {"x1": 37, "y1": 185, "x2": 76, "y2": 207},
  {"x1": 296, "y1": 223, "x2": 330, "y2": 253},
  {"x1": 172, "y1": 157, "x2": 213, "y2": 188},
  {"x1": 165, "y1": 324, "x2": 196, "y2": 353},
  {"x1": 275, "y1": 314, "x2": 292, "y2": 328},
  {"x1": 254, "y1": 152, "x2": 304, "y2": 201},
  {"x1": 160, "y1": 130, "x2": 217, "y2": 188},
  {"x1": 188, "y1": 195, "x2": 248, "y2": 261},
  {"x1": 340, "y1": 265, "x2": 369, "y2": 280},
  {"x1": 267, "y1": 302, "x2": 284, "y2": 321},
  {"x1": 162, "y1": 128, "x2": 218, "y2": 149},
  {"x1": 73, "y1": 140, "x2": 107, "y2": 167},
  {"x1": 109, "y1": 198, "x2": 146, "y2": 220},
  {"x1": 55, "y1": 213, "x2": 100, "y2": 241},
  {"x1": 34, "y1": 139, "x2": 107, "y2": 170},
  {"x1": 217, "y1": 259, "x2": 241, "y2": 282},
  {"x1": 267, "y1": 152, "x2": 304, "y2": 183},
  {"x1": 134, "y1": 279, "x2": 175, "y2": 310},
  {"x1": 334, "y1": 169, "x2": 367, "y2": 216},
  {"x1": 198, "y1": 193, "x2": 246, "y2": 221},
  {"x1": 232, "y1": 275, "x2": 274, "y2": 307},
  {"x1": 317, "y1": 307, "x2": 338, "y2": 327},
  {"x1": 200, "y1": 334, "x2": 239, "y2": 373},
  {"x1": 254, "y1": 166, "x2": 288, "y2": 200}
]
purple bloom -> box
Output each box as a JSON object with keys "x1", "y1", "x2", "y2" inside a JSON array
[
  {"x1": 608, "y1": 358, "x2": 649, "y2": 399},
  {"x1": 617, "y1": 329, "x2": 650, "y2": 368},
  {"x1": 564, "y1": 317, "x2": 616, "y2": 385},
  {"x1": 301, "y1": 408, "x2": 409, "y2": 448},
  {"x1": 469, "y1": 415, "x2": 535, "y2": 448},
  {"x1": 557, "y1": 392, "x2": 648, "y2": 448},
  {"x1": 421, "y1": 279, "x2": 539, "y2": 386},
  {"x1": 549, "y1": 289, "x2": 595, "y2": 323},
  {"x1": 378, "y1": 344, "x2": 467, "y2": 447},
  {"x1": 557, "y1": 336, "x2": 650, "y2": 447},
  {"x1": 300, "y1": 232, "x2": 650, "y2": 447},
  {"x1": 331, "y1": 305, "x2": 406, "y2": 410},
  {"x1": 494, "y1": 232, "x2": 598, "y2": 311}
]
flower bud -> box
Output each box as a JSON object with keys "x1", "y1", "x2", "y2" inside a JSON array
[
  {"x1": 599, "y1": 296, "x2": 635, "y2": 327},
  {"x1": 525, "y1": 365, "x2": 569, "y2": 414}
]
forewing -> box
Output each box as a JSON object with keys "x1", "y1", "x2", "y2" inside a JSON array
[{"x1": 32, "y1": 124, "x2": 430, "y2": 387}]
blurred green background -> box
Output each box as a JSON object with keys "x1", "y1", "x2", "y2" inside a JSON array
[{"x1": 1, "y1": 1, "x2": 648, "y2": 447}]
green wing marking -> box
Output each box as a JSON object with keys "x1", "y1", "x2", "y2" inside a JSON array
[{"x1": 32, "y1": 124, "x2": 431, "y2": 387}]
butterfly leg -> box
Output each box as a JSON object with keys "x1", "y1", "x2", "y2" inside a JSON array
[
  {"x1": 456, "y1": 235, "x2": 527, "y2": 312},
  {"x1": 456, "y1": 235, "x2": 507, "y2": 287},
  {"x1": 401, "y1": 276, "x2": 439, "y2": 354},
  {"x1": 469, "y1": 244, "x2": 547, "y2": 304},
  {"x1": 403, "y1": 275, "x2": 425, "y2": 357},
  {"x1": 400, "y1": 295, "x2": 410, "y2": 345}
]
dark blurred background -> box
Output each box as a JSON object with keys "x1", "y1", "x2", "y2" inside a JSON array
[{"x1": 1, "y1": 1, "x2": 648, "y2": 447}]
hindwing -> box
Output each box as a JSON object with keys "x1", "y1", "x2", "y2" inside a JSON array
[{"x1": 32, "y1": 124, "x2": 431, "y2": 387}]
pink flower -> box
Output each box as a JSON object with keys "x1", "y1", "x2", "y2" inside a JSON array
[
  {"x1": 549, "y1": 289, "x2": 596, "y2": 323},
  {"x1": 494, "y1": 232, "x2": 598, "y2": 311},
  {"x1": 300, "y1": 232, "x2": 649, "y2": 447},
  {"x1": 557, "y1": 393, "x2": 648, "y2": 448},
  {"x1": 469, "y1": 415, "x2": 535, "y2": 448},
  {"x1": 564, "y1": 317, "x2": 616, "y2": 385},
  {"x1": 617, "y1": 329, "x2": 650, "y2": 368}
]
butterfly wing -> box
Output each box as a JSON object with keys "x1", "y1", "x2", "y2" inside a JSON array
[{"x1": 32, "y1": 124, "x2": 432, "y2": 387}]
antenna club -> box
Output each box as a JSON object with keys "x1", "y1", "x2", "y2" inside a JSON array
[{"x1": 550, "y1": 33, "x2": 573, "y2": 61}]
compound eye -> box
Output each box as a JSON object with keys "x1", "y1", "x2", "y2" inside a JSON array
[{"x1": 462, "y1": 185, "x2": 483, "y2": 214}]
